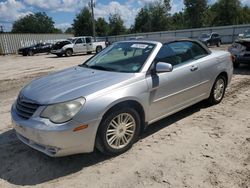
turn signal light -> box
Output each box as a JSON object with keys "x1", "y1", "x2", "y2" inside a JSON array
[{"x1": 73, "y1": 125, "x2": 88, "y2": 132}]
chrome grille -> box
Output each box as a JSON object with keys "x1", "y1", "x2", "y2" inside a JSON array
[{"x1": 16, "y1": 95, "x2": 39, "y2": 119}]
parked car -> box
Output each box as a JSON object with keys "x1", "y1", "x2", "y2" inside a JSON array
[
  {"x1": 51, "y1": 36, "x2": 106, "y2": 57},
  {"x1": 199, "y1": 33, "x2": 222, "y2": 47},
  {"x1": 228, "y1": 38, "x2": 250, "y2": 68},
  {"x1": 11, "y1": 39, "x2": 233, "y2": 157},
  {"x1": 238, "y1": 29, "x2": 250, "y2": 39},
  {"x1": 18, "y1": 42, "x2": 53, "y2": 56}
]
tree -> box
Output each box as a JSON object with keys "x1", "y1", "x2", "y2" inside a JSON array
[
  {"x1": 210, "y1": 0, "x2": 241, "y2": 26},
  {"x1": 108, "y1": 13, "x2": 126, "y2": 35},
  {"x1": 134, "y1": 8, "x2": 152, "y2": 33},
  {"x1": 133, "y1": 0, "x2": 171, "y2": 33},
  {"x1": 12, "y1": 12, "x2": 56, "y2": 33},
  {"x1": 184, "y1": 0, "x2": 208, "y2": 28},
  {"x1": 171, "y1": 12, "x2": 186, "y2": 30},
  {"x1": 65, "y1": 27, "x2": 74, "y2": 34},
  {"x1": 96, "y1": 18, "x2": 109, "y2": 36},
  {"x1": 72, "y1": 7, "x2": 92, "y2": 36}
]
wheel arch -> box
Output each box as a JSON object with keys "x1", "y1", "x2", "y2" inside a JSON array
[
  {"x1": 100, "y1": 100, "x2": 146, "y2": 133},
  {"x1": 217, "y1": 71, "x2": 228, "y2": 86}
]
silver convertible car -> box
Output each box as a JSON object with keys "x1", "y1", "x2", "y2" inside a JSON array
[{"x1": 11, "y1": 39, "x2": 233, "y2": 157}]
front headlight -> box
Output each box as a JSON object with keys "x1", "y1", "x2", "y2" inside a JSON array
[{"x1": 41, "y1": 98, "x2": 85, "y2": 124}]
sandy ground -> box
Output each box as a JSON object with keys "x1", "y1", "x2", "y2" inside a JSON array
[{"x1": 0, "y1": 46, "x2": 249, "y2": 188}]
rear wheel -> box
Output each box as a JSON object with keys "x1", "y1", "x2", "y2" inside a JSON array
[
  {"x1": 65, "y1": 49, "x2": 73, "y2": 57},
  {"x1": 208, "y1": 75, "x2": 226, "y2": 105},
  {"x1": 56, "y1": 54, "x2": 63, "y2": 57},
  {"x1": 87, "y1": 51, "x2": 92, "y2": 54},
  {"x1": 217, "y1": 41, "x2": 221, "y2": 47},
  {"x1": 96, "y1": 107, "x2": 141, "y2": 155},
  {"x1": 28, "y1": 50, "x2": 34, "y2": 56}
]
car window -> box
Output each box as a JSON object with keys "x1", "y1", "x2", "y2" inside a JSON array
[
  {"x1": 86, "y1": 37, "x2": 92, "y2": 43},
  {"x1": 75, "y1": 38, "x2": 83, "y2": 44},
  {"x1": 155, "y1": 41, "x2": 208, "y2": 66},
  {"x1": 214, "y1": 34, "x2": 219, "y2": 37}
]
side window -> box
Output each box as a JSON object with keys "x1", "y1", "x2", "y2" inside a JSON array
[
  {"x1": 168, "y1": 42, "x2": 194, "y2": 65},
  {"x1": 190, "y1": 42, "x2": 208, "y2": 59},
  {"x1": 75, "y1": 38, "x2": 83, "y2": 44},
  {"x1": 86, "y1": 37, "x2": 92, "y2": 43},
  {"x1": 155, "y1": 41, "x2": 208, "y2": 67}
]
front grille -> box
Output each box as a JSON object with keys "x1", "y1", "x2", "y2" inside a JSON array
[{"x1": 16, "y1": 95, "x2": 39, "y2": 119}]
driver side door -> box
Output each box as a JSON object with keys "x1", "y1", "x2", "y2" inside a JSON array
[{"x1": 147, "y1": 41, "x2": 209, "y2": 123}]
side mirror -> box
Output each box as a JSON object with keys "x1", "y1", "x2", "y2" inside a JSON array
[{"x1": 155, "y1": 62, "x2": 173, "y2": 73}]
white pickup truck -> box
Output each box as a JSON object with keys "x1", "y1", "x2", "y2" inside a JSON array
[{"x1": 51, "y1": 36, "x2": 106, "y2": 57}]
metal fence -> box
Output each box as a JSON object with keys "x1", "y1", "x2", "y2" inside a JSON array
[
  {"x1": 107, "y1": 24, "x2": 250, "y2": 44},
  {"x1": 0, "y1": 33, "x2": 73, "y2": 55},
  {"x1": 1, "y1": 24, "x2": 250, "y2": 55}
]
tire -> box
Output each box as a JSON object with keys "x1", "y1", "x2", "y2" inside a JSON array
[
  {"x1": 208, "y1": 75, "x2": 226, "y2": 105},
  {"x1": 96, "y1": 46, "x2": 102, "y2": 53},
  {"x1": 217, "y1": 41, "x2": 221, "y2": 47},
  {"x1": 57, "y1": 54, "x2": 63, "y2": 57},
  {"x1": 96, "y1": 107, "x2": 141, "y2": 155},
  {"x1": 22, "y1": 52, "x2": 27, "y2": 56},
  {"x1": 65, "y1": 49, "x2": 73, "y2": 57},
  {"x1": 28, "y1": 50, "x2": 34, "y2": 56},
  {"x1": 87, "y1": 51, "x2": 92, "y2": 54}
]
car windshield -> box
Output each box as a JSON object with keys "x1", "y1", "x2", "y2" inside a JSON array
[
  {"x1": 67, "y1": 38, "x2": 77, "y2": 43},
  {"x1": 80, "y1": 42, "x2": 156, "y2": 73},
  {"x1": 201, "y1": 34, "x2": 209, "y2": 38}
]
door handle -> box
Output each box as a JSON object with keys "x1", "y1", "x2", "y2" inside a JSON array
[{"x1": 190, "y1": 65, "x2": 198, "y2": 72}]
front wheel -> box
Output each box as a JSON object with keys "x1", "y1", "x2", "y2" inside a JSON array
[
  {"x1": 65, "y1": 49, "x2": 73, "y2": 57},
  {"x1": 96, "y1": 46, "x2": 102, "y2": 53},
  {"x1": 208, "y1": 75, "x2": 226, "y2": 105},
  {"x1": 96, "y1": 108, "x2": 141, "y2": 155}
]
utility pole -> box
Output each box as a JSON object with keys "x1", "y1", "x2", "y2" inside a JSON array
[
  {"x1": 89, "y1": 0, "x2": 96, "y2": 41},
  {"x1": 0, "y1": 25, "x2": 3, "y2": 33}
]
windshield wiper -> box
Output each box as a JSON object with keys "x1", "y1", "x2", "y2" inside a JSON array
[
  {"x1": 89, "y1": 65, "x2": 115, "y2": 71},
  {"x1": 78, "y1": 64, "x2": 89, "y2": 68}
]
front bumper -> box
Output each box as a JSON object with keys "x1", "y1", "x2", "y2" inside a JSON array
[
  {"x1": 51, "y1": 49, "x2": 65, "y2": 55},
  {"x1": 11, "y1": 104, "x2": 101, "y2": 157}
]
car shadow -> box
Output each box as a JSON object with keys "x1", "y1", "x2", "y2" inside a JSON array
[
  {"x1": 0, "y1": 101, "x2": 208, "y2": 186},
  {"x1": 234, "y1": 64, "x2": 250, "y2": 75}
]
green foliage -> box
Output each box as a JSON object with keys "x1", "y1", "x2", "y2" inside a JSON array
[
  {"x1": 108, "y1": 13, "x2": 127, "y2": 35},
  {"x1": 72, "y1": 7, "x2": 93, "y2": 36},
  {"x1": 96, "y1": 18, "x2": 109, "y2": 36},
  {"x1": 65, "y1": 27, "x2": 74, "y2": 34},
  {"x1": 184, "y1": 0, "x2": 208, "y2": 28},
  {"x1": 170, "y1": 12, "x2": 186, "y2": 30},
  {"x1": 12, "y1": 12, "x2": 57, "y2": 33},
  {"x1": 210, "y1": 0, "x2": 241, "y2": 26},
  {"x1": 133, "y1": 0, "x2": 171, "y2": 33}
]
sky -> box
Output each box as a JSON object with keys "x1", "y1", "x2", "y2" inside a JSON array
[{"x1": 0, "y1": 0, "x2": 250, "y2": 32}]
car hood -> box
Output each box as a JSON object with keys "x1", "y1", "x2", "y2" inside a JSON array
[{"x1": 20, "y1": 66, "x2": 135, "y2": 105}]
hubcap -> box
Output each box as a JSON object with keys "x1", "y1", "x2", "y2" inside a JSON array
[
  {"x1": 106, "y1": 113, "x2": 136, "y2": 149},
  {"x1": 214, "y1": 78, "x2": 225, "y2": 101}
]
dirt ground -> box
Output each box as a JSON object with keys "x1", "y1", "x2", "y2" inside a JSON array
[{"x1": 0, "y1": 46, "x2": 250, "y2": 188}]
